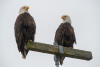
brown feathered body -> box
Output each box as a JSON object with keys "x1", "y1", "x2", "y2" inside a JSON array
[
  {"x1": 14, "y1": 12, "x2": 36, "y2": 58},
  {"x1": 54, "y1": 22, "x2": 76, "y2": 65}
]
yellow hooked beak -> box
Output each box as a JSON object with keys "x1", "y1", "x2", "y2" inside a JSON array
[
  {"x1": 24, "y1": 6, "x2": 29, "y2": 10},
  {"x1": 61, "y1": 16, "x2": 66, "y2": 20}
]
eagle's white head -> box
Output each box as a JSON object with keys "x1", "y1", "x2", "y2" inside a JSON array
[
  {"x1": 19, "y1": 6, "x2": 29, "y2": 14},
  {"x1": 61, "y1": 15, "x2": 71, "y2": 24}
]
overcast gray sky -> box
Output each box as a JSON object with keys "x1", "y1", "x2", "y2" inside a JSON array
[{"x1": 0, "y1": 0, "x2": 100, "y2": 67}]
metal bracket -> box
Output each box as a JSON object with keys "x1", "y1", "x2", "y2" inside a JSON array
[{"x1": 53, "y1": 42, "x2": 64, "y2": 54}]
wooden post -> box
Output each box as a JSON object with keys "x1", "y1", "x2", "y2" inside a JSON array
[{"x1": 25, "y1": 42, "x2": 92, "y2": 60}]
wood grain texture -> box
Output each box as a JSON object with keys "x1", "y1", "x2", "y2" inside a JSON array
[{"x1": 25, "y1": 42, "x2": 92, "y2": 60}]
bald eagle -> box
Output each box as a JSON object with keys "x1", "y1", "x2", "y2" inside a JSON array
[
  {"x1": 14, "y1": 6, "x2": 36, "y2": 59},
  {"x1": 54, "y1": 15, "x2": 76, "y2": 66}
]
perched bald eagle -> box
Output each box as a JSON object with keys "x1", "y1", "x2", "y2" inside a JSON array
[
  {"x1": 54, "y1": 15, "x2": 76, "y2": 66},
  {"x1": 14, "y1": 6, "x2": 36, "y2": 59}
]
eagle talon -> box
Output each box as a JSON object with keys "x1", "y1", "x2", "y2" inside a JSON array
[{"x1": 28, "y1": 40, "x2": 33, "y2": 43}]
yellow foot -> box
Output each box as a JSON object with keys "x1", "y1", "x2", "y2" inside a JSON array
[{"x1": 28, "y1": 40, "x2": 33, "y2": 43}]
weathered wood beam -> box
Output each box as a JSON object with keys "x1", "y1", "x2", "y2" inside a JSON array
[{"x1": 25, "y1": 42, "x2": 92, "y2": 60}]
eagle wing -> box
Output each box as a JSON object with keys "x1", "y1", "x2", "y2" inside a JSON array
[{"x1": 14, "y1": 16, "x2": 23, "y2": 52}]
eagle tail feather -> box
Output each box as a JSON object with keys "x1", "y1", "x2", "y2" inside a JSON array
[
  {"x1": 21, "y1": 49, "x2": 29, "y2": 59},
  {"x1": 60, "y1": 56, "x2": 65, "y2": 65}
]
